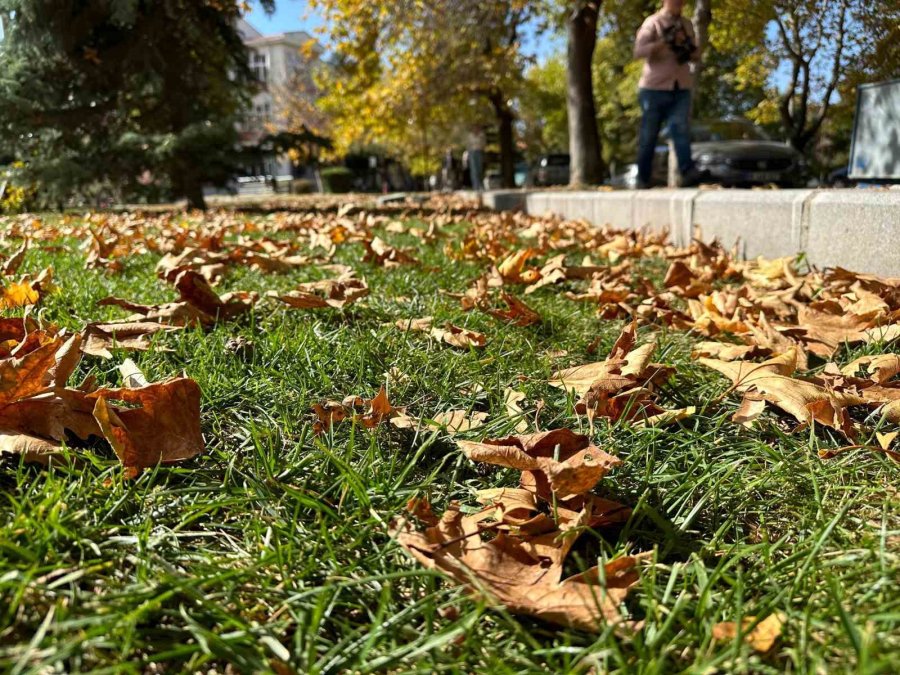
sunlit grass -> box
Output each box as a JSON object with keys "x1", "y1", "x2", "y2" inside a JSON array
[{"x1": 0, "y1": 209, "x2": 897, "y2": 673}]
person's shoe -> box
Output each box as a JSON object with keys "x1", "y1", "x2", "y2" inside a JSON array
[{"x1": 680, "y1": 167, "x2": 709, "y2": 188}]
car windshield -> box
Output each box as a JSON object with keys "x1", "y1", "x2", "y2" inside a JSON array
[{"x1": 691, "y1": 121, "x2": 771, "y2": 142}]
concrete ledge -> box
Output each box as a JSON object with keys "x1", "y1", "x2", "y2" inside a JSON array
[
  {"x1": 692, "y1": 189, "x2": 814, "y2": 260},
  {"x1": 474, "y1": 187, "x2": 900, "y2": 275},
  {"x1": 805, "y1": 191, "x2": 900, "y2": 278},
  {"x1": 481, "y1": 190, "x2": 530, "y2": 212}
]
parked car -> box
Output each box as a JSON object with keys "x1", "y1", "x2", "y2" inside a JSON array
[
  {"x1": 653, "y1": 119, "x2": 809, "y2": 187},
  {"x1": 534, "y1": 154, "x2": 571, "y2": 186}
]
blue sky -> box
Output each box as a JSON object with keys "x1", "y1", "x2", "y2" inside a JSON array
[
  {"x1": 245, "y1": 1, "x2": 562, "y2": 61},
  {"x1": 245, "y1": 1, "x2": 323, "y2": 38}
]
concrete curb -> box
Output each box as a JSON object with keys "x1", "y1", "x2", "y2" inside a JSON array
[{"x1": 471, "y1": 188, "x2": 900, "y2": 277}]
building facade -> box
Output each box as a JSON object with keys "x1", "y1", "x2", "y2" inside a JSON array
[{"x1": 236, "y1": 19, "x2": 319, "y2": 178}]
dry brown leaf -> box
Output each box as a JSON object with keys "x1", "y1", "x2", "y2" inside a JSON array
[
  {"x1": 631, "y1": 406, "x2": 697, "y2": 428},
  {"x1": 363, "y1": 237, "x2": 419, "y2": 267},
  {"x1": 0, "y1": 335, "x2": 62, "y2": 406},
  {"x1": 862, "y1": 324, "x2": 900, "y2": 345},
  {"x1": 841, "y1": 354, "x2": 900, "y2": 384},
  {"x1": 712, "y1": 613, "x2": 784, "y2": 653},
  {"x1": 700, "y1": 349, "x2": 866, "y2": 438},
  {"x1": 0, "y1": 432, "x2": 62, "y2": 465},
  {"x1": 82, "y1": 321, "x2": 178, "y2": 358},
  {"x1": 691, "y1": 341, "x2": 771, "y2": 362},
  {"x1": 100, "y1": 270, "x2": 257, "y2": 327},
  {"x1": 437, "y1": 324, "x2": 487, "y2": 349},
  {"x1": 269, "y1": 277, "x2": 369, "y2": 310},
  {"x1": 395, "y1": 316, "x2": 436, "y2": 333},
  {"x1": 2, "y1": 240, "x2": 28, "y2": 276},
  {"x1": 549, "y1": 324, "x2": 675, "y2": 426},
  {"x1": 390, "y1": 499, "x2": 644, "y2": 632},
  {"x1": 87, "y1": 378, "x2": 205, "y2": 474},
  {"x1": 881, "y1": 399, "x2": 900, "y2": 424},
  {"x1": 458, "y1": 429, "x2": 621, "y2": 501},
  {"x1": 391, "y1": 410, "x2": 488, "y2": 435},
  {"x1": 156, "y1": 248, "x2": 229, "y2": 283},
  {"x1": 484, "y1": 292, "x2": 542, "y2": 327},
  {"x1": 795, "y1": 304, "x2": 875, "y2": 358},
  {"x1": 173, "y1": 270, "x2": 257, "y2": 320},
  {"x1": 732, "y1": 393, "x2": 768, "y2": 426},
  {"x1": 503, "y1": 388, "x2": 530, "y2": 433},
  {"x1": 313, "y1": 386, "x2": 401, "y2": 434},
  {"x1": 0, "y1": 389, "x2": 100, "y2": 444},
  {"x1": 496, "y1": 249, "x2": 539, "y2": 284},
  {"x1": 394, "y1": 317, "x2": 487, "y2": 348}
]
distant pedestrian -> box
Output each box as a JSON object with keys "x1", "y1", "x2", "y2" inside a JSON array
[
  {"x1": 633, "y1": 0, "x2": 702, "y2": 189},
  {"x1": 442, "y1": 149, "x2": 457, "y2": 191},
  {"x1": 466, "y1": 126, "x2": 486, "y2": 191}
]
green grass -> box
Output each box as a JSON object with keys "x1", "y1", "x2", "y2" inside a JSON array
[{"x1": 0, "y1": 208, "x2": 898, "y2": 674}]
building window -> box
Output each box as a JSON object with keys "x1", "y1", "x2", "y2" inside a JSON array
[{"x1": 250, "y1": 51, "x2": 269, "y2": 84}]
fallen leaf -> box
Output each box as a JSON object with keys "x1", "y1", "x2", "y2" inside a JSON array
[
  {"x1": 392, "y1": 410, "x2": 488, "y2": 435},
  {"x1": 391, "y1": 499, "x2": 644, "y2": 632},
  {"x1": 268, "y1": 277, "x2": 369, "y2": 310},
  {"x1": 484, "y1": 292, "x2": 541, "y2": 327},
  {"x1": 841, "y1": 354, "x2": 900, "y2": 384},
  {"x1": 0, "y1": 432, "x2": 62, "y2": 465},
  {"x1": 549, "y1": 324, "x2": 676, "y2": 426},
  {"x1": 631, "y1": 406, "x2": 697, "y2": 428},
  {"x1": 712, "y1": 613, "x2": 784, "y2": 653},
  {"x1": 458, "y1": 428, "x2": 621, "y2": 501},
  {"x1": 700, "y1": 349, "x2": 866, "y2": 438},
  {"x1": 1, "y1": 280, "x2": 40, "y2": 309},
  {"x1": 363, "y1": 237, "x2": 419, "y2": 267},
  {"x1": 81, "y1": 321, "x2": 178, "y2": 358},
  {"x1": 503, "y1": 388, "x2": 529, "y2": 433},
  {"x1": 87, "y1": 378, "x2": 205, "y2": 474},
  {"x1": 313, "y1": 386, "x2": 402, "y2": 434}
]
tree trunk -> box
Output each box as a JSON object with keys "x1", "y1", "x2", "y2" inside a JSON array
[
  {"x1": 490, "y1": 91, "x2": 516, "y2": 189},
  {"x1": 692, "y1": 0, "x2": 712, "y2": 80},
  {"x1": 567, "y1": 1, "x2": 605, "y2": 186},
  {"x1": 183, "y1": 174, "x2": 207, "y2": 210}
]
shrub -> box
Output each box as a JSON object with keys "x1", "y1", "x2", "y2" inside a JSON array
[
  {"x1": 291, "y1": 179, "x2": 315, "y2": 194},
  {"x1": 320, "y1": 167, "x2": 354, "y2": 194}
]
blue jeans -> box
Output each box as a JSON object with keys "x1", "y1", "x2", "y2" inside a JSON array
[
  {"x1": 637, "y1": 88, "x2": 695, "y2": 186},
  {"x1": 468, "y1": 149, "x2": 484, "y2": 190}
]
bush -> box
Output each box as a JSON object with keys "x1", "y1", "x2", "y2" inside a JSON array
[
  {"x1": 320, "y1": 167, "x2": 354, "y2": 194},
  {"x1": 291, "y1": 179, "x2": 314, "y2": 194},
  {"x1": 0, "y1": 163, "x2": 36, "y2": 213}
]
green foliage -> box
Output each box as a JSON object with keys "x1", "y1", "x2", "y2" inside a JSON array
[
  {"x1": 592, "y1": 34, "x2": 644, "y2": 167},
  {"x1": 0, "y1": 0, "x2": 272, "y2": 208},
  {"x1": 320, "y1": 166, "x2": 354, "y2": 193},
  {"x1": 0, "y1": 163, "x2": 36, "y2": 214},
  {"x1": 311, "y1": 0, "x2": 535, "y2": 176},
  {"x1": 290, "y1": 178, "x2": 315, "y2": 194},
  {"x1": 519, "y1": 57, "x2": 570, "y2": 159}
]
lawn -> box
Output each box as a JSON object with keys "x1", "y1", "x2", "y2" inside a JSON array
[{"x1": 0, "y1": 197, "x2": 898, "y2": 674}]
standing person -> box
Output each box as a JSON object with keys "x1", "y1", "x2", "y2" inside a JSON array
[
  {"x1": 442, "y1": 149, "x2": 456, "y2": 191},
  {"x1": 633, "y1": 0, "x2": 702, "y2": 189},
  {"x1": 466, "y1": 126, "x2": 486, "y2": 191}
]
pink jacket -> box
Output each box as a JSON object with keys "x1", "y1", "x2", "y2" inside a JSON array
[{"x1": 634, "y1": 11, "x2": 699, "y2": 91}]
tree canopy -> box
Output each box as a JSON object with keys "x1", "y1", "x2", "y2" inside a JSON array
[
  {"x1": 310, "y1": 0, "x2": 535, "y2": 184},
  {"x1": 0, "y1": 0, "x2": 273, "y2": 208}
]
